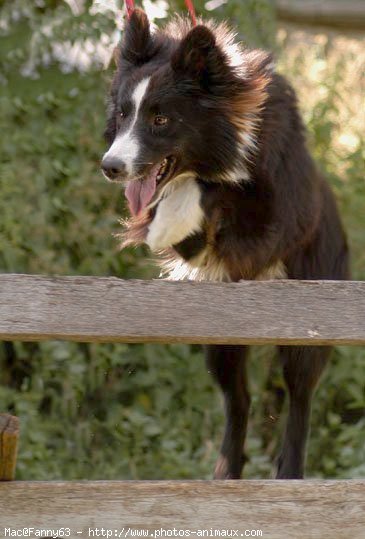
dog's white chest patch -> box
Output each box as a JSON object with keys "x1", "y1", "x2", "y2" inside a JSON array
[{"x1": 146, "y1": 177, "x2": 204, "y2": 252}]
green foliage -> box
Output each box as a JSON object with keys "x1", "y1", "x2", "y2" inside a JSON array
[
  {"x1": 0, "y1": 0, "x2": 364, "y2": 480},
  {"x1": 172, "y1": 0, "x2": 276, "y2": 49},
  {"x1": 1, "y1": 341, "x2": 224, "y2": 479}
]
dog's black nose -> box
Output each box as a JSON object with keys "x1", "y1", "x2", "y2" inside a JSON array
[{"x1": 101, "y1": 156, "x2": 126, "y2": 180}]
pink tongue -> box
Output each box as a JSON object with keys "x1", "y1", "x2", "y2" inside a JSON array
[{"x1": 125, "y1": 164, "x2": 160, "y2": 216}]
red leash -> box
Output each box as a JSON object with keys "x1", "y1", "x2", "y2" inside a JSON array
[
  {"x1": 125, "y1": 0, "x2": 197, "y2": 26},
  {"x1": 125, "y1": 0, "x2": 135, "y2": 19},
  {"x1": 184, "y1": 0, "x2": 197, "y2": 26}
]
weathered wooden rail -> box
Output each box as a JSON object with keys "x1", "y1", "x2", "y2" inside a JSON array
[
  {"x1": 1, "y1": 274, "x2": 365, "y2": 538},
  {"x1": 1, "y1": 274, "x2": 365, "y2": 345},
  {"x1": 276, "y1": 0, "x2": 365, "y2": 30},
  {"x1": 1, "y1": 480, "x2": 365, "y2": 539}
]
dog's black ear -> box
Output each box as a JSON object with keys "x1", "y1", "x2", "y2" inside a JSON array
[
  {"x1": 120, "y1": 8, "x2": 153, "y2": 65},
  {"x1": 171, "y1": 25, "x2": 225, "y2": 83}
]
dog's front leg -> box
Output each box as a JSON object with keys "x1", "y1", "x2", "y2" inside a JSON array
[
  {"x1": 276, "y1": 345, "x2": 330, "y2": 479},
  {"x1": 205, "y1": 344, "x2": 251, "y2": 479}
]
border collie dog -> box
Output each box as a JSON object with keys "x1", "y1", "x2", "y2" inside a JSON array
[{"x1": 102, "y1": 9, "x2": 349, "y2": 479}]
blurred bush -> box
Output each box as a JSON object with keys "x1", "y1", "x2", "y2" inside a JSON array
[{"x1": 0, "y1": 0, "x2": 364, "y2": 479}]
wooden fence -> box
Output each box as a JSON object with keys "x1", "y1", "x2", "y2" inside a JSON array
[
  {"x1": 1, "y1": 274, "x2": 365, "y2": 538},
  {"x1": 276, "y1": 0, "x2": 365, "y2": 29}
]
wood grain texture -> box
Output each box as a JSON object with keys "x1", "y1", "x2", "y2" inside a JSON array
[
  {"x1": 1, "y1": 274, "x2": 365, "y2": 345},
  {"x1": 0, "y1": 480, "x2": 365, "y2": 538},
  {"x1": 0, "y1": 414, "x2": 19, "y2": 481},
  {"x1": 276, "y1": 0, "x2": 365, "y2": 29}
]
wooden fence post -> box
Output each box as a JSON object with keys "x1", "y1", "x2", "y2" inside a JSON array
[{"x1": 0, "y1": 413, "x2": 20, "y2": 481}]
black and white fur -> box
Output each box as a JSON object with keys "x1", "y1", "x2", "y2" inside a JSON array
[{"x1": 101, "y1": 10, "x2": 349, "y2": 479}]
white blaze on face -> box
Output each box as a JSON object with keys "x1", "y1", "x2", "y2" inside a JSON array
[{"x1": 103, "y1": 77, "x2": 151, "y2": 176}]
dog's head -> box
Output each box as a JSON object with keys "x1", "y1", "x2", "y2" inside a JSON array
[{"x1": 102, "y1": 9, "x2": 271, "y2": 217}]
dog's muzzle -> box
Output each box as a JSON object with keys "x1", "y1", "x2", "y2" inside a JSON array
[{"x1": 101, "y1": 156, "x2": 126, "y2": 181}]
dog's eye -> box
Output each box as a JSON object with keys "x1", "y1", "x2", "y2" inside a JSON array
[
  {"x1": 116, "y1": 110, "x2": 127, "y2": 128},
  {"x1": 154, "y1": 115, "x2": 169, "y2": 127}
]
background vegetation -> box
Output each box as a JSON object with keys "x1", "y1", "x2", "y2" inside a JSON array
[{"x1": 0, "y1": 0, "x2": 364, "y2": 480}]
